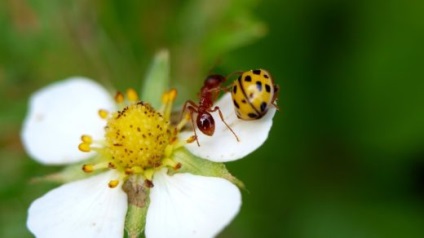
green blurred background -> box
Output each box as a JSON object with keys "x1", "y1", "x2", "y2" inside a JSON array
[{"x1": 1, "y1": 0, "x2": 424, "y2": 237}]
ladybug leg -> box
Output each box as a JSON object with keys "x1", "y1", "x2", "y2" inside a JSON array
[
  {"x1": 210, "y1": 106, "x2": 240, "y2": 142},
  {"x1": 271, "y1": 84, "x2": 280, "y2": 110}
]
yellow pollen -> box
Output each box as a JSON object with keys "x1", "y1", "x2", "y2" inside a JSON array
[
  {"x1": 108, "y1": 180, "x2": 119, "y2": 188},
  {"x1": 81, "y1": 135, "x2": 92, "y2": 143},
  {"x1": 78, "y1": 142, "x2": 91, "y2": 152},
  {"x1": 126, "y1": 88, "x2": 139, "y2": 102},
  {"x1": 115, "y1": 91, "x2": 124, "y2": 103},
  {"x1": 82, "y1": 162, "x2": 109, "y2": 173},
  {"x1": 79, "y1": 89, "x2": 186, "y2": 188},
  {"x1": 186, "y1": 135, "x2": 197, "y2": 144},
  {"x1": 104, "y1": 102, "x2": 172, "y2": 172},
  {"x1": 162, "y1": 158, "x2": 181, "y2": 170},
  {"x1": 161, "y1": 89, "x2": 178, "y2": 119},
  {"x1": 161, "y1": 92, "x2": 169, "y2": 104},
  {"x1": 98, "y1": 109, "x2": 109, "y2": 119},
  {"x1": 167, "y1": 89, "x2": 177, "y2": 101},
  {"x1": 82, "y1": 164, "x2": 94, "y2": 172}
]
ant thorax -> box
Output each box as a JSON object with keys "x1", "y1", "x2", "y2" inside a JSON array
[{"x1": 204, "y1": 74, "x2": 226, "y2": 88}]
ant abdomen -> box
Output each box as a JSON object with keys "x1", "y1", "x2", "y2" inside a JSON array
[{"x1": 196, "y1": 112, "x2": 215, "y2": 136}]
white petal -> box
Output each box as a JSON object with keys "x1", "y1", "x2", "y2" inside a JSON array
[
  {"x1": 146, "y1": 170, "x2": 241, "y2": 238},
  {"x1": 180, "y1": 93, "x2": 276, "y2": 162},
  {"x1": 21, "y1": 77, "x2": 115, "y2": 164},
  {"x1": 27, "y1": 171, "x2": 127, "y2": 238}
]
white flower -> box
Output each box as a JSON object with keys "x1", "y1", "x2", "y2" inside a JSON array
[{"x1": 22, "y1": 77, "x2": 275, "y2": 238}]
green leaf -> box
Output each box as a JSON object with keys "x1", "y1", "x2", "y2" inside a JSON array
[
  {"x1": 141, "y1": 49, "x2": 170, "y2": 109},
  {"x1": 202, "y1": 18, "x2": 267, "y2": 61},
  {"x1": 171, "y1": 148, "x2": 245, "y2": 189}
]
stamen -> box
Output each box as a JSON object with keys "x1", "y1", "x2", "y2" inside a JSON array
[
  {"x1": 125, "y1": 166, "x2": 143, "y2": 175},
  {"x1": 162, "y1": 158, "x2": 182, "y2": 170},
  {"x1": 78, "y1": 142, "x2": 92, "y2": 152},
  {"x1": 82, "y1": 162, "x2": 110, "y2": 173},
  {"x1": 77, "y1": 88, "x2": 187, "y2": 189},
  {"x1": 115, "y1": 91, "x2": 124, "y2": 103},
  {"x1": 161, "y1": 89, "x2": 177, "y2": 119},
  {"x1": 144, "y1": 168, "x2": 155, "y2": 181},
  {"x1": 81, "y1": 135, "x2": 92, "y2": 143},
  {"x1": 186, "y1": 135, "x2": 197, "y2": 144},
  {"x1": 108, "y1": 179, "x2": 120, "y2": 188},
  {"x1": 78, "y1": 135, "x2": 94, "y2": 152},
  {"x1": 82, "y1": 164, "x2": 94, "y2": 173},
  {"x1": 98, "y1": 109, "x2": 109, "y2": 119},
  {"x1": 177, "y1": 113, "x2": 190, "y2": 131},
  {"x1": 161, "y1": 91, "x2": 169, "y2": 104},
  {"x1": 164, "y1": 144, "x2": 174, "y2": 157},
  {"x1": 167, "y1": 88, "x2": 177, "y2": 101},
  {"x1": 126, "y1": 88, "x2": 139, "y2": 102}
]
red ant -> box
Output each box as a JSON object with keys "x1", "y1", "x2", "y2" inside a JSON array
[{"x1": 181, "y1": 74, "x2": 240, "y2": 146}]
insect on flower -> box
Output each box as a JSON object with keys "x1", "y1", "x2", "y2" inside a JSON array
[
  {"x1": 21, "y1": 49, "x2": 278, "y2": 238},
  {"x1": 231, "y1": 69, "x2": 279, "y2": 120},
  {"x1": 182, "y1": 74, "x2": 239, "y2": 146}
]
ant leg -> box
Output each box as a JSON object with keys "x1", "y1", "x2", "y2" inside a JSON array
[
  {"x1": 222, "y1": 84, "x2": 233, "y2": 93},
  {"x1": 187, "y1": 106, "x2": 201, "y2": 147},
  {"x1": 225, "y1": 71, "x2": 243, "y2": 81},
  {"x1": 221, "y1": 71, "x2": 243, "y2": 93},
  {"x1": 181, "y1": 100, "x2": 201, "y2": 146},
  {"x1": 210, "y1": 106, "x2": 240, "y2": 142},
  {"x1": 223, "y1": 71, "x2": 243, "y2": 93},
  {"x1": 180, "y1": 100, "x2": 198, "y2": 122}
]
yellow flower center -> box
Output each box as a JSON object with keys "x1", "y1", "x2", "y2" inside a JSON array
[
  {"x1": 79, "y1": 89, "x2": 188, "y2": 188},
  {"x1": 104, "y1": 102, "x2": 171, "y2": 170}
]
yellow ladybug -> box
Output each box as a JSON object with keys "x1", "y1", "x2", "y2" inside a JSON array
[{"x1": 231, "y1": 69, "x2": 279, "y2": 120}]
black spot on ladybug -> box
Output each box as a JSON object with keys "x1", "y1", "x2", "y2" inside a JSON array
[
  {"x1": 233, "y1": 100, "x2": 240, "y2": 109},
  {"x1": 265, "y1": 84, "x2": 271, "y2": 93},
  {"x1": 248, "y1": 113, "x2": 258, "y2": 118},
  {"x1": 252, "y1": 69, "x2": 261, "y2": 75},
  {"x1": 242, "y1": 99, "x2": 247, "y2": 103},
  {"x1": 244, "y1": 75, "x2": 252, "y2": 82},
  {"x1": 233, "y1": 85, "x2": 237, "y2": 94},
  {"x1": 260, "y1": 102, "x2": 267, "y2": 112},
  {"x1": 264, "y1": 74, "x2": 269, "y2": 79},
  {"x1": 256, "y1": 81, "x2": 262, "y2": 91}
]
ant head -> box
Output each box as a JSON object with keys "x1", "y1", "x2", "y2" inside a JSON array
[
  {"x1": 196, "y1": 112, "x2": 215, "y2": 136},
  {"x1": 204, "y1": 74, "x2": 226, "y2": 88}
]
